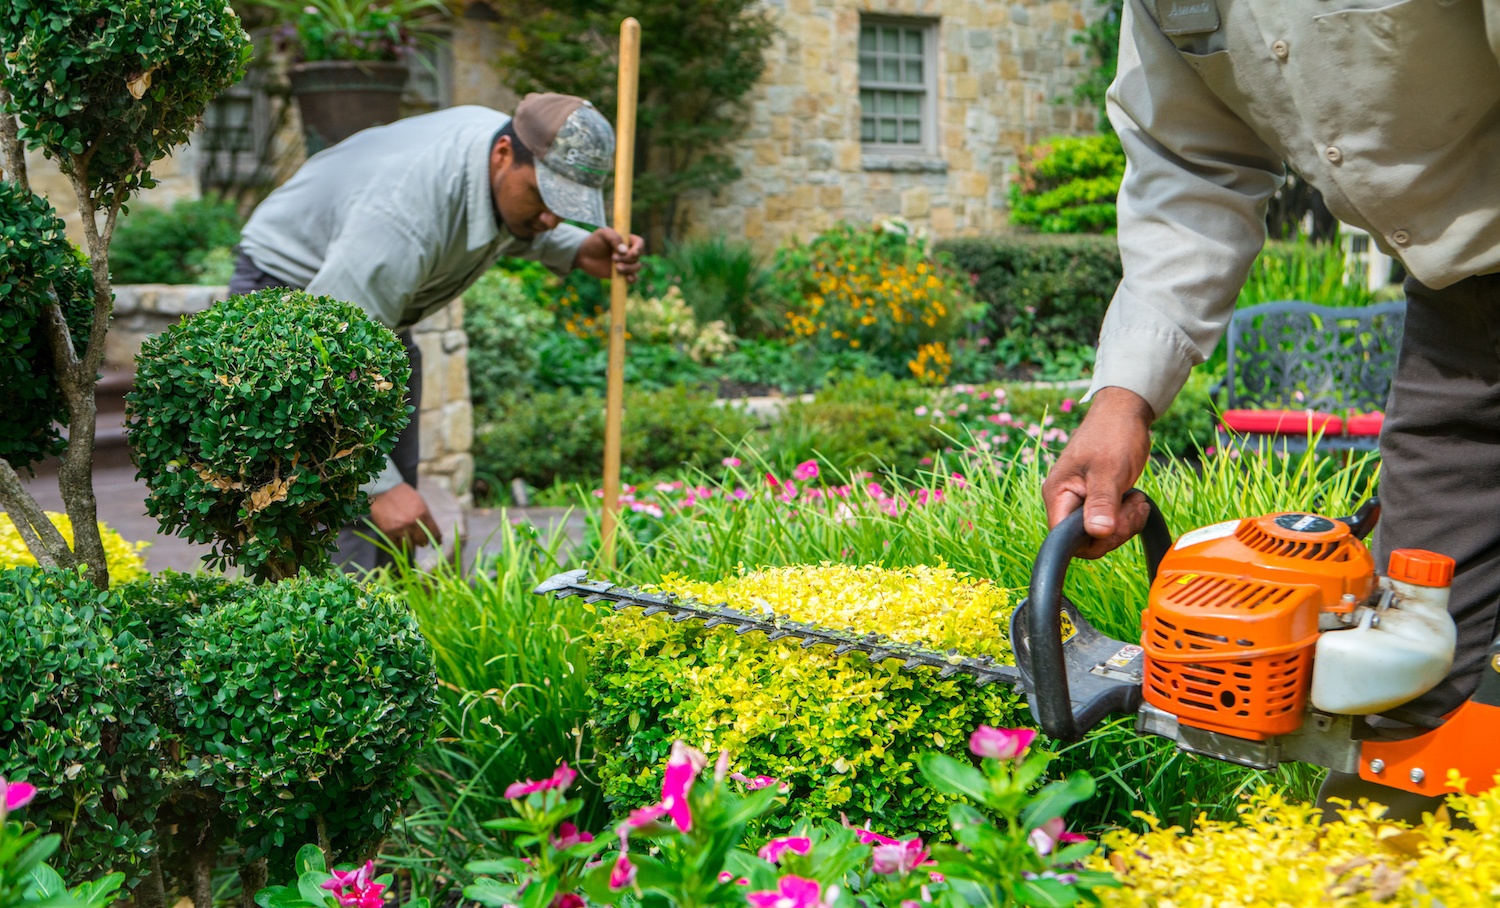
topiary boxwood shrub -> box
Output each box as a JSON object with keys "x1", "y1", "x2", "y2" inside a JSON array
[
  {"x1": 589, "y1": 564, "x2": 1027, "y2": 839},
  {"x1": 170, "y1": 571, "x2": 438, "y2": 867},
  {"x1": 126, "y1": 289, "x2": 410, "y2": 580},
  {"x1": 0, "y1": 184, "x2": 94, "y2": 471},
  {"x1": 0, "y1": 567, "x2": 161, "y2": 883}
]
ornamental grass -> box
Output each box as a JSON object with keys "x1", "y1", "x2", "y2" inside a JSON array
[{"x1": 1095, "y1": 777, "x2": 1500, "y2": 906}]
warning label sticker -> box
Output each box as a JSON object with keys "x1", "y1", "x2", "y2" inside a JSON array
[{"x1": 1173, "y1": 519, "x2": 1241, "y2": 550}]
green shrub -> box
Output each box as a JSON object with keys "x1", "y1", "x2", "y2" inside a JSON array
[
  {"x1": 590, "y1": 564, "x2": 1025, "y2": 838},
  {"x1": 769, "y1": 373, "x2": 949, "y2": 475},
  {"x1": 474, "y1": 385, "x2": 758, "y2": 493},
  {"x1": 464, "y1": 269, "x2": 555, "y2": 406},
  {"x1": 1008, "y1": 134, "x2": 1124, "y2": 234},
  {"x1": 0, "y1": 184, "x2": 94, "y2": 470},
  {"x1": 937, "y1": 234, "x2": 1121, "y2": 378},
  {"x1": 171, "y1": 572, "x2": 437, "y2": 865},
  {"x1": 109, "y1": 196, "x2": 243, "y2": 285},
  {"x1": 126, "y1": 290, "x2": 410, "y2": 580},
  {"x1": 713, "y1": 339, "x2": 882, "y2": 395},
  {"x1": 0, "y1": 567, "x2": 159, "y2": 883},
  {"x1": 661, "y1": 235, "x2": 771, "y2": 335},
  {"x1": 768, "y1": 221, "x2": 981, "y2": 381},
  {"x1": 0, "y1": 0, "x2": 251, "y2": 207}
]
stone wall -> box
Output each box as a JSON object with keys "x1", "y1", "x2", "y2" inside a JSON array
[
  {"x1": 18, "y1": 143, "x2": 203, "y2": 248},
  {"x1": 676, "y1": 0, "x2": 1100, "y2": 250},
  {"x1": 110, "y1": 285, "x2": 474, "y2": 505}
]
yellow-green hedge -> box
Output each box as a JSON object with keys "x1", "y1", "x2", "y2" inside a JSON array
[
  {"x1": 588, "y1": 563, "x2": 1025, "y2": 837},
  {"x1": 0, "y1": 511, "x2": 148, "y2": 583},
  {"x1": 1095, "y1": 775, "x2": 1500, "y2": 906}
]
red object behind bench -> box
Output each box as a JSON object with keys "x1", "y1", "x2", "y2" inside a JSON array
[
  {"x1": 1220, "y1": 409, "x2": 1344, "y2": 436},
  {"x1": 1346, "y1": 412, "x2": 1385, "y2": 437}
]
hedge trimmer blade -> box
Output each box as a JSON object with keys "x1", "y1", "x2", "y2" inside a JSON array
[{"x1": 534, "y1": 570, "x2": 1023, "y2": 688}]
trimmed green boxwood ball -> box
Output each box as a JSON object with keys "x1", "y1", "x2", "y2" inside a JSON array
[
  {"x1": 0, "y1": 0, "x2": 251, "y2": 207},
  {"x1": 0, "y1": 184, "x2": 94, "y2": 470},
  {"x1": 0, "y1": 566, "x2": 161, "y2": 884},
  {"x1": 126, "y1": 289, "x2": 410, "y2": 579},
  {"x1": 170, "y1": 571, "x2": 438, "y2": 865}
]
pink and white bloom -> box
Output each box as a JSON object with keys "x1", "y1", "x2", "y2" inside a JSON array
[
  {"x1": 504, "y1": 762, "x2": 577, "y2": 800},
  {"x1": 655, "y1": 741, "x2": 706, "y2": 832},
  {"x1": 792, "y1": 460, "x2": 819, "y2": 482},
  {"x1": 608, "y1": 852, "x2": 637, "y2": 889},
  {"x1": 1, "y1": 778, "x2": 37, "y2": 812},
  {"x1": 746, "y1": 876, "x2": 824, "y2": 908},
  {"x1": 759, "y1": 836, "x2": 812, "y2": 864},
  {"x1": 1028, "y1": 818, "x2": 1088, "y2": 856},
  {"x1": 731, "y1": 773, "x2": 788, "y2": 792},
  {"x1": 321, "y1": 861, "x2": 385, "y2": 908},
  {"x1": 1060, "y1": 398, "x2": 1075, "y2": 413},
  {"x1": 969, "y1": 726, "x2": 1036, "y2": 763},
  {"x1": 850, "y1": 827, "x2": 900, "y2": 847},
  {"x1": 871, "y1": 837, "x2": 930, "y2": 875},
  {"x1": 722, "y1": 456, "x2": 743, "y2": 468},
  {"x1": 552, "y1": 822, "x2": 594, "y2": 850},
  {"x1": 551, "y1": 895, "x2": 585, "y2": 908},
  {"x1": 718, "y1": 872, "x2": 751, "y2": 885}
]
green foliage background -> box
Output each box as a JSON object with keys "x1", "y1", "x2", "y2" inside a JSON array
[{"x1": 110, "y1": 196, "x2": 243, "y2": 285}]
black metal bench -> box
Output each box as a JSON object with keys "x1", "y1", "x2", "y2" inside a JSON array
[{"x1": 1215, "y1": 300, "x2": 1406, "y2": 452}]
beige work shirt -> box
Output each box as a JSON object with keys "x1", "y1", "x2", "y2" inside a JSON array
[{"x1": 1089, "y1": 0, "x2": 1500, "y2": 418}]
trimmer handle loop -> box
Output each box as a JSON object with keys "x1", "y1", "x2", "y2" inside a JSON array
[{"x1": 1024, "y1": 491, "x2": 1170, "y2": 741}]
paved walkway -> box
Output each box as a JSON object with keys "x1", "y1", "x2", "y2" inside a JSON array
[{"x1": 16, "y1": 463, "x2": 587, "y2": 576}]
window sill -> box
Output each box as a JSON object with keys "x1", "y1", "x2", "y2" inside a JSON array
[{"x1": 861, "y1": 153, "x2": 947, "y2": 173}]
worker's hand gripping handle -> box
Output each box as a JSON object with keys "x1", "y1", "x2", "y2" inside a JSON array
[{"x1": 1024, "y1": 492, "x2": 1172, "y2": 741}]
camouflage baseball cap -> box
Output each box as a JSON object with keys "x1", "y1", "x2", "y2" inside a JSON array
[{"x1": 512, "y1": 93, "x2": 614, "y2": 228}]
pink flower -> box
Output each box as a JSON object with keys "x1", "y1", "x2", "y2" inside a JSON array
[
  {"x1": 969, "y1": 726, "x2": 1036, "y2": 762},
  {"x1": 322, "y1": 862, "x2": 385, "y2": 908},
  {"x1": 552, "y1": 895, "x2": 585, "y2": 908},
  {"x1": 793, "y1": 460, "x2": 819, "y2": 482},
  {"x1": 552, "y1": 822, "x2": 594, "y2": 849},
  {"x1": 718, "y1": 872, "x2": 751, "y2": 885},
  {"x1": 660, "y1": 741, "x2": 705, "y2": 832},
  {"x1": 871, "y1": 838, "x2": 930, "y2": 875},
  {"x1": 766, "y1": 473, "x2": 781, "y2": 488},
  {"x1": 723, "y1": 457, "x2": 742, "y2": 468},
  {"x1": 625, "y1": 802, "x2": 668, "y2": 829},
  {"x1": 1, "y1": 778, "x2": 37, "y2": 812},
  {"x1": 746, "y1": 876, "x2": 824, "y2": 908},
  {"x1": 630, "y1": 502, "x2": 665, "y2": 518},
  {"x1": 1060, "y1": 398, "x2": 1075, "y2": 413},
  {"x1": 778, "y1": 481, "x2": 799, "y2": 502},
  {"x1": 731, "y1": 773, "x2": 786, "y2": 791},
  {"x1": 852, "y1": 828, "x2": 900, "y2": 847},
  {"x1": 915, "y1": 406, "x2": 929, "y2": 417},
  {"x1": 1028, "y1": 818, "x2": 1087, "y2": 856},
  {"x1": 608, "y1": 853, "x2": 637, "y2": 889},
  {"x1": 321, "y1": 862, "x2": 374, "y2": 894},
  {"x1": 503, "y1": 762, "x2": 577, "y2": 800},
  {"x1": 759, "y1": 836, "x2": 812, "y2": 864}
]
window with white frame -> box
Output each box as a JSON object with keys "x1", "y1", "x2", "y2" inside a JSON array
[{"x1": 858, "y1": 18, "x2": 937, "y2": 152}]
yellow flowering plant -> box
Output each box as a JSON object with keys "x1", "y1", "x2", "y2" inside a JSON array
[
  {"x1": 0, "y1": 512, "x2": 148, "y2": 584},
  {"x1": 589, "y1": 563, "x2": 1029, "y2": 838},
  {"x1": 769, "y1": 221, "x2": 981, "y2": 381},
  {"x1": 1093, "y1": 775, "x2": 1500, "y2": 906}
]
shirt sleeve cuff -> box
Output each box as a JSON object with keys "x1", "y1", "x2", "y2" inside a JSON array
[
  {"x1": 1085, "y1": 327, "x2": 1197, "y2": 421},
  {"x1": 363, "y1": 457, "x2": 405, "y2": 497},
  {"x1": 532, "y1": 224, "x2": 592, "y2": 276}
]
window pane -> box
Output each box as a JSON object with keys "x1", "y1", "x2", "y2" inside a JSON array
[
  {"x1": 901, "y1": 93, "x2": 920, "y2": 115},
  {"x1": 862, "y1": 117, "x2": 876, "y2": 142},
  {"x1": 881, "y1": 27, "x2": 900, "y2": 52},
  {"x1": 879, "y1": 91, "x2": 898, "y2": 114},
  {"x1": 859, "y1": 57, "x2": 876, "y2": 81},
  {"x1": 859, "y1": 26, "x2": 877, "y2": 52},
  {"x1": 881, "y1": 57, "x2": 900, "y2": 81},
  {"x1": 880, "y1": 118, "x2": 898, "y2": 142},
  {"x1": 902, "y1": 119, "x2": 921, "y2": 143},
  {"x1": 905, "y1": 29, "x2": 923, "y2": 55},
  {"x1": 904, "y1": 59, "x2": 923, "y2": 84}
]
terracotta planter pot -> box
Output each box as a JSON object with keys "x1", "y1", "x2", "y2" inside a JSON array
[{"x1": 288, "y1": 60, "x2": 409, "y2": 154}]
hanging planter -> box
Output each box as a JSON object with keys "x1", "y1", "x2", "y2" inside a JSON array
[{"x1": 287, "y1": 59, "x2": 409, "y2": 154}]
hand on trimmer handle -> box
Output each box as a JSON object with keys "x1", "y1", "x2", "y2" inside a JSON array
[
  {"x1": 1041, "y1": 387, "x2": 1156, "y2": 559},
  {"x1": 1023, "y1": 491, "x2": 1170, "y2": 741}
]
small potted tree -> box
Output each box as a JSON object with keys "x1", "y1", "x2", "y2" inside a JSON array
[{"x1": 248, "y1": 0, "x2": 450, "y2": 153}]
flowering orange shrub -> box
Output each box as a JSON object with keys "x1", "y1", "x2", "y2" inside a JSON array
[{"x1": 770, "y1": 221, "x2": 980, "y2": 374}]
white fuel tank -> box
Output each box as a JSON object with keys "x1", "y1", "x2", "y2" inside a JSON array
[{"x1": 1310, "y1": 549, "x2": 1458, "y2": 716}]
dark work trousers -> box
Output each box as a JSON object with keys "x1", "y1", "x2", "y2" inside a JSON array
[
  {"x1": 228, "y1": 250, "x2": 423, "y2": 572},
  {"x1": 1315, "y1": 272, "x2": 1500, "y2": 824}
]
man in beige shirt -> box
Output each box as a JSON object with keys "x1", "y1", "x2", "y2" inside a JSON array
[
  {"x1": 1042, "y1": 0, "x2": 1500, "y2": 818},
  {"x1": 234, "y1": 93, "x2": 643, "y2": 569}
]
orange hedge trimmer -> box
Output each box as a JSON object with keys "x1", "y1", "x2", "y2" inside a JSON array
[{"x1": 535, "y1": 496, "x2": 1500, "y2": 796}]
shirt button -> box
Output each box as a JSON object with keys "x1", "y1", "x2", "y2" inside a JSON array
[
  {"x1": 1392, "y1": 229, "x2": 1411, "y2": 246},
  {"x1": 1325, "y1": 145, "x2": 1343, "y2": 164},
  {"x1": 1272, "y1": 40, "x2": 1289, "y2": 59}
]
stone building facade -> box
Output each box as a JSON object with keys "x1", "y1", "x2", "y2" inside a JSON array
[{"x1": 677, "y1": 0, "x2": 1102, "y2": 249}]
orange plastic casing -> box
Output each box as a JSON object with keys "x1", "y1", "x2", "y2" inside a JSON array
[{"x1": 1141, "y1": 514, "x2": 1376, "y2": 740}]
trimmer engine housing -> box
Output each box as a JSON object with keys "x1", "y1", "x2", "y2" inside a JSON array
[{"x1": 1142, "y1": 513, "x2": 1376, "y2": 739}]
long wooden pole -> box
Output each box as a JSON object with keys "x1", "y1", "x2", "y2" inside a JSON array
[{"x1": 601, "y1": 16, "x2": 640, "y2": 570}]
